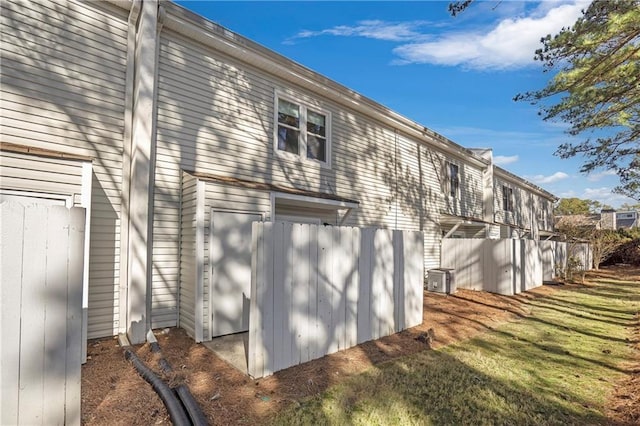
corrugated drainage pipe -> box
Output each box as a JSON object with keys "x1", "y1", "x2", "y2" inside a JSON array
[
  {"x1": 148, "y1": 333, "x2": 208, "y2": 426},
  {"x1": 122, "y1": 345, "x2": 191, "y2": 426}
]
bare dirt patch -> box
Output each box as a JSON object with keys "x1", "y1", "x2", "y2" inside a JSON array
[{"x1": 81, "y1": 268, "x2": 639, "y2": 425}]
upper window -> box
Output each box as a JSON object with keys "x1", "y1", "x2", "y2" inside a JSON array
[
  {"x1": 538, "y1": 199, "x2": 549, "y2": 222},
  {"x1": 502, "y1": 185, "x2": 514, "y2": 212},
  {"x1": 276, "y1": 95, "x2": 330, "y2": 166},
  {"x1": 447, "y1": 162, "x2": 460, "y2": 198}
]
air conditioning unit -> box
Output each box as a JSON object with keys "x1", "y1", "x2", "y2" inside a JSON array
[{"x1": 427, "y1": 268, "x2": 456, "y2": 294}]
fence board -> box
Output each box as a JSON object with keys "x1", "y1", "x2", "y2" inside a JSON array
[
  {"x1": 308, "y1": 225, "x2": 319, "y2": 362},
  {"x1": 248, "y1": 222, "x2": 262, "y2": 378},
  {"x1": 345, "y1": 227, "x2": 360, "y2": 348},
  {"x1": 441, "y1": 239, "x2": 586, "y2": 295},
  {"x1": 66, "y1": 207, "x2": 85, "y2": 426},
  {"x1": 43, "y1": 206, "x2": 70, "y2": 425},
  {"x1": 404, "y1": 231, "x2": 424, "y2": 329},
  {"x1": 393, "y1": 231, "x2": 404, "y2": 333},
  {"x1": 373, "y1": 229, "x2": 394, "y2": 339},
  {"x1": 333, "y1": 227, "x2": 348, "y2": 351},
  {"x1": 262, "y1": 223, "x2": 275, "y2": 376},
  {"x1": 1, "y1": 203, "x2": 84, "y2": 425},
  {"x1": 291, "y1": 224, "x2": 308, "y2": 364},
  {"x1": 1, "y1": 203, "x2": 25, "y2": 425},
  {"x1": 249, "y1": 224, "x2": 424, "y2": 378},
  {"x1": 316, "y1": 226, "x2": 332, "y2": 356},
  {"x1": 272, "y1": 222, "x2": 287, "y2": 372},
  {"x1": 19, "y1": 204, "x2": 48, "y2": 424},
  {"x1": 357, "y1": 228, "x2": 373, "y2": 344}
]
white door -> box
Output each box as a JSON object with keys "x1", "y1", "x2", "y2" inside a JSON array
[{"x1": 210, "y1": 211, "x2": 261, "y2": 337}]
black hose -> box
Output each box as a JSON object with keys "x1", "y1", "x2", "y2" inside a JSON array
[
  {"x1": 149, "y1": 341, "x2": 209, "y2": 426},
  {"x1": 124, "y1": 348, "x2": 191, "y2": 426},
  {"x1": 175, "y1": 385, "x2": 208, "y2": 426}
]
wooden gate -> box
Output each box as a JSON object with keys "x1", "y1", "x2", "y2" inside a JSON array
[
  {"x1": 1, "y1": 202, "x2": 85, "y2": 425},
  {"x1": 248, "y1": 222, "x2": 424, "y2": 378}
]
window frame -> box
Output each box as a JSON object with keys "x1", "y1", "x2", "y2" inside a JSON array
[
  {"x1": 274, "y1": 92, "x2": 332, "y2": 168},
  {"x1": 446, "y1": 162, "x2": 460, "y2": 199},
  {"x1": 502, "y1": 185, "x2": 514, "y2": 212}
]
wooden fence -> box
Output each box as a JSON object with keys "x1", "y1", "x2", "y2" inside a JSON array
[
  {"x1": 248, "y1": 222, "x2": 424, "y2": 378},
  {"x1": 441, "y1": 239, "x2": 591, "y2": 295},
  {"x1": 1, "y1": 202, "x2": 85, "y2": 425}
]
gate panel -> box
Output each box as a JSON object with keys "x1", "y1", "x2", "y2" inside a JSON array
[{"x1": 1, "y1": 202, "x2": 85, "y2": 425}]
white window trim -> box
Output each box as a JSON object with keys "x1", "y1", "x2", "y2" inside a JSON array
[{"x1": 274, "y1": 91, "x2": 332, "y2": 168}]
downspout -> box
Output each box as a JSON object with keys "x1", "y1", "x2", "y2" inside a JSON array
[
  {"x1": 126, "y1": 0, "x2": 160, "y2": 344},
  {"x1": 119, "y1": 0, "x2": 141, "y2": 335},
  {"x1": 143, "y1": 1, "x2": 166, "y2": 334},
  {"x1": 394, "y1": 128, "x2": 398, "y2": 230}
]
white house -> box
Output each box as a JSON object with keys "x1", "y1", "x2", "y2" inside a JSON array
[{"x1": 1, "y1": 0, "x2": 556, "y2": 350}]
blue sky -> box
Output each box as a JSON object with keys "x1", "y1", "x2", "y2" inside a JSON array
[{"x1": 176, "y1": 0, "x2": 636, "y2": 208}]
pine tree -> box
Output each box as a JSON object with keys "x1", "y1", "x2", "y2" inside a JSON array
[{"x1": 516, "y1": 0, "x2": 640, "y2": 200}]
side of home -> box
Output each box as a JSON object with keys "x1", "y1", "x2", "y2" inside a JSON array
[
  {"x1": 493, "y1": 166, "x2": 556, "y2": 240},
  {"x1": 1, "y1": 0, "x2": 556, "y2": 349}
]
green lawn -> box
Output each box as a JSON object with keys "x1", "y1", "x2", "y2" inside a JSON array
[{"x1": 271, "y1": 271, "x2": 639, "y2": 425}]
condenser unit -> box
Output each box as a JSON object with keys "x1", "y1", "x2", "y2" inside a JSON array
[{"x1": 427, "y1": 268, "x2": 456, "y2": 294}]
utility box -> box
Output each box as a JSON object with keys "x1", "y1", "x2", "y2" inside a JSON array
[{"x1": 427, "y1": 268, "x2": 456, "y2": 294}]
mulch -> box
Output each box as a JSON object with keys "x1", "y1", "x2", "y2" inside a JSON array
[{"x1": 81, "y1": 267, "x2": 640, "y2": 425}]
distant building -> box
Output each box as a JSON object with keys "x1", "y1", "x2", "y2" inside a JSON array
[
  {"x1": 615, "y1": 211, "x2": 639, "y2": 229},
  {"x1": 557, "y1": 209, "x2": 639, "y2": 232},
  {"x1": 600, "y1": 209, "x2": 617, "y2": 229}
]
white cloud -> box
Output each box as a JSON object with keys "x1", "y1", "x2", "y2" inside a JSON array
[
  {"x1": 288, "y1": 20, "x2": 430, "y2": 43},
  {"x1": 494, "y1": 155, "x2": 519, "y2": 166},
  {"x1": 582, "y1": 187, "x2": 636, "y2": 208},
  {"x1": 285, "y1": 1, "x2": 589, "y2": 69},
  {"x1": 528, "y1": 171, "x2": 569, "y2": 184},
  {"x1": 393, "y1": 1, "x2": 589, "y2": 69},
  {"x1": 586, "y1": 169, "x2": 617, "y2": 182}
]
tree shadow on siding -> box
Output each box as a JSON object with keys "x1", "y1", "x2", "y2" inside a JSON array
[{"x1": 2, "y1": 1, "x2": 129, "y2": 338}]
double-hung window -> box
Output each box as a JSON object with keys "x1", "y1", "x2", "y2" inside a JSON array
[
  {"x1": 447, "y1": 162, "x2": 459, "y2": 198},
  {"x1": 502, "y1": 185, "x2": 514, "y2": 212},
  {"x1": 276, "y1": 95, "x2": 330, "y2": 165}
]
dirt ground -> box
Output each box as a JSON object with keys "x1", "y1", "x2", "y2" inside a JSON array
[{"x1": 82, "y1": 267, "x2": 639, "y2": 425}]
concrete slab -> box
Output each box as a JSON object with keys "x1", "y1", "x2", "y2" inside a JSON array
[{"x1": 202, "y1": 332, "x2": 248, "y2": 374}]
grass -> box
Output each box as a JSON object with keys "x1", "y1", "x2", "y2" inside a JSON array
[{"x1": 271, "y1": 271, "x2": 639, "y2": 425}]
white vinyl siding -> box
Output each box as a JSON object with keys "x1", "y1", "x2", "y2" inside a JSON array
[
  {"x1": 179, "y1": 173, "x2": 199, "y2": 339},
  {"x1": 1, "y1": 0, "x2": 128, "y2": 338},
  {"x1": 157, "y1": 27, "x2": 487, "y2": 297},
  {"x1": 494, "y1": 176, "x2": 527, "y2": 228},
  {"x1": 0, "y1": 151, "x2": 85, "y2": 201},
  {"x1": 494, "y1": 172, "x2": 555, "y2": 236}
]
